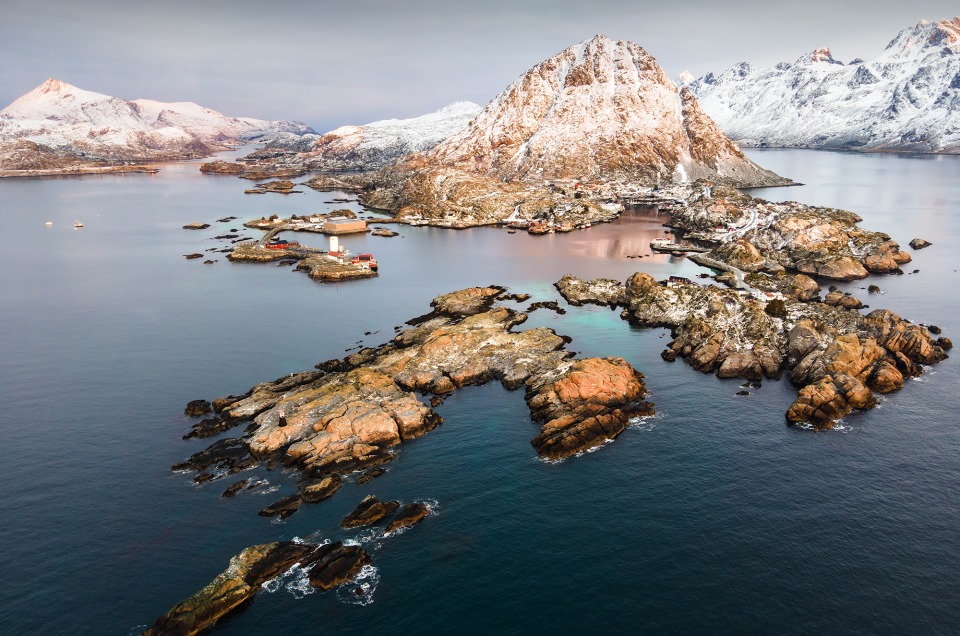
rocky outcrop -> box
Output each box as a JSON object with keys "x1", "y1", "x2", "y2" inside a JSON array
[
  {"x1": 557, "y1": 272, "x2": 947, "y2": 428},
  {"x1": 672, "y1": 186, "x2": 911, "y2": 281},
  {"x1": 174, "y1": 287, "x2": 653, "y2": 508},
  {"x1": 909, "y1": 238, "x2": 932, "y2": 249},
  {"x1": 385, "y1": 502, "x2": 431, "y2": 534},
  {"x1": 341, "y1": 495, "x2": 400, "y2": 528},
  {"x1": 144, "y1": 540, "x2": 370, "y2": 636},
  {"x1": 527, "y1": 357, "x2": 654, "y2": 460},
  {"x1": 555, "y1": 274, "x2": 625, "y2": 307}
]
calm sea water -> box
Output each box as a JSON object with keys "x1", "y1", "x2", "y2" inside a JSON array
[{"x1": 0, "y1": 149, "x2": 957, "y2": 634}]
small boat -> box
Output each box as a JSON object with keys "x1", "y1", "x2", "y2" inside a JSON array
[
  {"x1": 45, "y1": 221, "x2": 53, "y2": 226},
  {"x1": 74, "y1": 220, "x2": 84, "y2": 228},
  {"x1": 351, "y1": 253, "x2": 378, "y2": 271}
]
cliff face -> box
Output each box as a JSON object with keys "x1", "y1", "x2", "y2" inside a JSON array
[
  {"x1": 425, "y1": 35, "x2": 785, "y2": 187},
  {"x1": 689, "y1": 18, "x2": 960, "y2": 153}
]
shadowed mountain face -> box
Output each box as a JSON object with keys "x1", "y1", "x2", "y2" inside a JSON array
[{"x1": 688, "y1": 18, "x2": 960, "y2": 153}]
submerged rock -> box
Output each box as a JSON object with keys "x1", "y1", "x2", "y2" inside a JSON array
[{"x1": 183, "y1": 399, "x2": 212, "y2": 417}]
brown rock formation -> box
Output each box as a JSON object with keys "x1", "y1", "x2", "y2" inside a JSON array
[
  {"x1": 527, "y1": 357, "x2": 654, "y2": 460},
  {"x1": 341, "y1": 495, "x2": 400, "y2": 528},
  {"x1": 385, "y1": 502, "x2": 431, "y2": 534},
  {"x1": 144, "y1": 542, "x2": 316, "y2": 636},
  {"x1": 145, "y1": 540, "x2": 370, "y2": 635},
  {"x1": 174, "y1": 287, "x2": 654, "y2": 508}
]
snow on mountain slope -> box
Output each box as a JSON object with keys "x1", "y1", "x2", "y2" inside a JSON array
[
  {"x1": 245, "y1": 101, "x2": 482, "y2": 170},
  {"x1": 425, "y1": 35, "x2": 784, "y2": 186},
  {"x1": 689, "y1": 18, "x2": 960, "y2": 152},
  {"x1": 0, "y1": 78, "x2": 315, "y2": 163}
]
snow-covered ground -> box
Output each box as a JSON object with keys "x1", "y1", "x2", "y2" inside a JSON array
[{"x1": 686, "y1": 18, "x2": 960, "y2": 153}]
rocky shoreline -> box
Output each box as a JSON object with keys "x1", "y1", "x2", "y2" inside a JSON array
[
  {"x1": 173, "y1": 286, "x2": 652, "y2": 504},
  {"x1": 555, "y1": 273, "x2": 949, "y2": 428}
]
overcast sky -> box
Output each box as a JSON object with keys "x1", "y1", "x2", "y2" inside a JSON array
[{"x1": 2, "y1": 0, "x2": 957, "y2": 131}]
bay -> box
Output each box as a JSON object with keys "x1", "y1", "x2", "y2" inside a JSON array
[{"x1": 0, "y1": 149, "x2": 957, "y2": 634}]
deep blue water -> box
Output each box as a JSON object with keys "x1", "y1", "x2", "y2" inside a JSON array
[{"x1": 0, "y1": 149, "x2": 957, "y2": 634}]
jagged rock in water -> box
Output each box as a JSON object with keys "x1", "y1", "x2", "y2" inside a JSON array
[
  {"x1": 555, "y1": 274, "x2": 625, "y2": 307},
  {"x1": 258, "y1": 494, "x2": 302, "y2": 519},
  {"x1": 341, "y1": 495, "x2": 400, "y2": 528},
  {"x1": 526, "y1": 357, "x2": 653, "y2": 460},
  {"x1": 143, "y1": 541, "x2": 317, "y2": 636},
  {"x1": 307, "y1": 542, "x2": 372, "y2": 590},
  {"x1": 299, "y1": 474, "x2": 343, "y2": 503},
  {"x1": 385, "y1": 502, "x2": 431, "y2": 534},
  {"x1": 909, "y1": 238, "x2": 932, "y2": 249},
  {"x1": 183, "y1": 399, "x2": 212, "y2": 417},
  {"x1": 569, "y1": 270, "x2": 947, "y2": 427},
  {"x1": 672, "y1": 186, "x2": 910, "y2": 282},
  {"x1": 177, "y1": 287, "x2": 649, "y2": 511},
  {"x1": 171, "y1": 437, "x2": 249, "y2": 473}
]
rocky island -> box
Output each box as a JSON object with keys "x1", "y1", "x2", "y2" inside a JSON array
[
  {"x1": 556, "y1": 273, "x2": 949, "y2": 428},
  {"x1": 174, "y1": 286, "x2": 653, "y2": 510}
]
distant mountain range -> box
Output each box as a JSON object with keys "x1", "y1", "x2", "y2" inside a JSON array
[
  {"x1": 243, "y1": 101, "x2": 483, "y2": 171},
  {"x1": 0, "y1": 78, "x2": 314, "y2": 169},
  {"x1": 685, "y1": 17, "x2": 960, "y2": 153}
]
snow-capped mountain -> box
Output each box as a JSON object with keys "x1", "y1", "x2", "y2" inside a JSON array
[
  {"x1": 425, "y1": 34, "x2": 784, "y2": 186},
  {"x1": 0, "y1": 78, "x2": 314, "y2": 163},
  {"x1": 689, "y1": 18, "x2": 960, "y2": 152},
  {"x1": 243, "y1": 101, "x2": 482, "y2": 170}
]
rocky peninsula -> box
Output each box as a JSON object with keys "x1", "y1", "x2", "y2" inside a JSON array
[
  {"x1": 556, "y1": 273, "x2": 949, "y2": 428},
  {"x1": 670, "y1": 185, "x2": 913, "y2": 281},
  {"x1": 174, "y1": 287, "x2": 653, "y2": 512}
]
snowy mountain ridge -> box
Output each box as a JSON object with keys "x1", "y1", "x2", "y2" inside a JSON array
[
  {"x1": 0, "y1": 78, "x2": 314, "y2": 163},
  {"x1": 242, "y1": 101, "x2": 482, "y2": 170},
  {"x1": 688, "y1": 17, "x2": 960, "y2": 153}
]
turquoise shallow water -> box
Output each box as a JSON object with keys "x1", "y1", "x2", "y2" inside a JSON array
[{"x1": 0, "y1": 149, "x2": 957, "y2": 634}]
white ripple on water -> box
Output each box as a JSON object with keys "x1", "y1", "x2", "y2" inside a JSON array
[
  {"x1": 629, "y1": 409, "x2": 665, "y2": 432},
  {"x1": 336, "y1": 564, "x2": 380, "y2": 606},
  {"x1": 262, "y1": 563, "x2": 316, "y2": 599}
]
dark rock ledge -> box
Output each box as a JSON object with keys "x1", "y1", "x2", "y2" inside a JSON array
[{"x1": 143, "y1": 540, "x2": 370, "y2": 636}]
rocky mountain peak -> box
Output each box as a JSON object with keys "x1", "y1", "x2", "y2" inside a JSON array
[
  {"x1": 799, "y1": 48, "x2": 841, "y2": 65},
  {"x1": 424, "y1": 34, "x2": 782, "y2": 186},
  {"x1": 689, "y1": 17, "x2": 960, "y2": 153}
]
